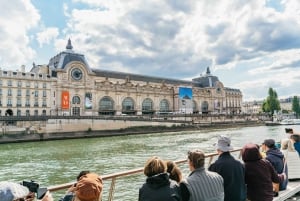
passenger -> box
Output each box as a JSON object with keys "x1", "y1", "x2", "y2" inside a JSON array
[
  {"x1": 208, "y1": 135, "x2": 246, "y2": 201},
  {"x1": 59, "y1": 170, "x2": 91, "y2": 201},
  {"x1": 242, "y1": 143, "x2": 286, "y2": 201},
  {"x1": 166, "y1": 160, "x2": 183, "y2": 183},
  {"x1": 261, "y1": 139, "x2": 288, "y2": 191},
  {"x1": 0, "y1": 181, "x2": 53, "y2": 201},
  {"x1": 138, "y1": 156, "x2": 181, "y2": 201},
  {"x1": 180, "y1": 149, "x2": 224, "y2": 201},
  {"x1": 73, "y1": 173, "x2": 103, "y2": 201},
  {"x1": 290, "y1": 134, "x2": 300, "y2": 156}
]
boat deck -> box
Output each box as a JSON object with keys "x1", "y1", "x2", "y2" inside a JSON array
[{"x1": 273, "y1": 180, "x2": 300, "y2": 201}]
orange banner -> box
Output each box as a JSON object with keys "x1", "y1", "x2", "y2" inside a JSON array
[{"x1": 61, "y1": 91, "x2": 70, "y2": 109}]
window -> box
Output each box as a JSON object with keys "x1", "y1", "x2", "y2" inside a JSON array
[
  {"x1": 26, "y1": 110, "x2": 30, "y2": 116},
  {"x1": 17, "y1": 89, "x2": 22, "y2": 96},
  {"x1": 72, "y1": 96, "x2": 81, "y2": 104},
  {"x1": 34, "y1": 82, "x2": 38, "y2": 88},
  {"x1": 34, "y1": 110, "x2": 38, "y2": 116},
  {"x1": 17, "y1": 110, "x2": 21, "y2": 116},
  {"x1": 17, "y1": 81, "x2": 22, "y2": 87},
  {"x1": 43, "y1": 90, "x2": 47, "y2": 97},
  {"x1": 42, "y1": 110, "x2": 46, "y2": 115},
  {"x1": 25, "y1": 99, "x2": 30, "y2": 107},
  {"x1": 7, "y1": 98, "x2": 12, "y2": 107},
  {"x1": 0, "y1": 89, "x2": 2, "y2": 96},
  {"x1": 43, "y1": 83, "x2": 47, "y2": 88},
  {"x1": 34, "y1": 90, "x2": 38, "y2": 97},
  {"x1": 0, "y1": 80, "x2": 2, "y2": 86},
  {"x1": 122, "y1": 97, "x2": 134, "y2": 111},
  {"x1": 26, "y1": 82, "x2": 30, "y2": 87},
  {"x1": 34, "y1": 99, "x2": 39, "y2": 107},
  {"x1": 7, "y1": 80, "x2": 12, "y2": 86},
  {"x1": 7, "y1": 89, "x2": 12, "y2": 96},
  {"x1": 142, "y1": 98, "x2": 153, "y2": 111},
  {"x1": 17, "y1": 98, "x2": 21, "y2": 107},
  {"x1": 42, "y1": 99, "x2": 47, "y2": 107},
  {"x1": 26, "y1": 89, "x2": 30, "y2": 96},
  {"x1": 99, "y1": 97, "x2": 114, "y2": 110},
  {"x1": 159, "y1": 99, "x2": 169, "y2": 112}
]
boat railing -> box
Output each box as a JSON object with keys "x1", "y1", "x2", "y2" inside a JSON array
[{"x1": 47, "y1": 148, "x2": 243, "y2": 201}]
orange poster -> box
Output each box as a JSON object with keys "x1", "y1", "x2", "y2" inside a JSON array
[{"x1": 61, "y1": 91, "x2": 70, "y2": 109}]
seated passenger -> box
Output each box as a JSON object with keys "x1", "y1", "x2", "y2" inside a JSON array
[{"x1": 139, "y1": 156, "x2": 181, "y2": 201}]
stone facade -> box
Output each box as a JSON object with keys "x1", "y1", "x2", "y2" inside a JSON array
[{"x1": 0, "y1": 40, "x2": 242, "y2": 117}]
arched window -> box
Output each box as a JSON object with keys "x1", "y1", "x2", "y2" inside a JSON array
[
  {"x1": 142, "y1": 98, "x2": 153, "y2": 111},
  {"x1": 72, "y1": 96, "x2": 81, "y2": 104},
  {"x1": 142, "y1": 98, "x2": 154, "y2": 114},
  {"x1": 159, "y1": 99, "x2": 169, "y2": 112},
  {"x1": 99, "y1": 97, "x2": 114, "y2": 110},
  {"x1": 122, "y1": 97, "x2": 135, "y2": 114}
]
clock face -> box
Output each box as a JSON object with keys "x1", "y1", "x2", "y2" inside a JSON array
[{"x1": 71, "y1": 68, "x2": 83, "y2": 80}]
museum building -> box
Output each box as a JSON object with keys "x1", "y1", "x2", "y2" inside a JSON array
[{"x1": 0, "y1": 39, "x2": 242, "y2": 117}]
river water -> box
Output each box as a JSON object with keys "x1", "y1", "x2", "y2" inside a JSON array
[{"x1": 0, "y1": 124, "x2": 299, "y2": 201}]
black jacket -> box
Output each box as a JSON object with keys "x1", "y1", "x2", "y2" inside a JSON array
[
  {"x1": 138, "y1": 173, "x2": 181, "y2": 201},
  {"x1": 209, "y1": 152, "x2": 247, "y2": 201}
]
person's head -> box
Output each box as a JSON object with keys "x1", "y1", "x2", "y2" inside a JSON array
[
  {"x1": 0, "y1": 181, "x2": 31, "y2": 201},
  {"x1": 242, "y1": 143, "x2": 262, "y2": 162},
  {"x1": 76, "y1": 171, "x2": 91, "y2": 181},
  {"x1": 215, "y1": 135, "x2": 233, "y2": 154},
  {"x1": 166, "y1": 160, "x2": 182, "y2": 183},
  {"x1": 74, "y1": 173, "x2": 103, "y2": 201},
  {"x1": 291, "y1": 134, "x2": 300, "y2": 142},
  {"x1": 262, "y1": 139, "x2": 276, "y2": 151},
  {"x1": 143, "y1": 156, "x2": 166, "y2": 177},
  {"x1": 285, "y1": 128, "x2": 293, "y2": 134},
  {"x1": 187, "y1": 149, "x2": 205, "y2": 170}
]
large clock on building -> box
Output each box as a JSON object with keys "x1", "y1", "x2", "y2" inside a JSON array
[{"x1": 71, "y1": 68, "x2": 83, "y2": 80}]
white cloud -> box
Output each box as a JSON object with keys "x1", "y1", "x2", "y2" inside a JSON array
[
  {"x1": 36, "y1": 28, "x2": 59, "y2": 47},
  {"x1": 0, "y1": 0, "x2": 40, "y2": 69}
]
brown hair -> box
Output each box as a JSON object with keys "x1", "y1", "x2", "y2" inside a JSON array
[
  {"x1": 187, "y1": 149, "x2": 205, "y2": 169},
  {"x1": 143, "y1": 156, "x2": 166, "y2": 177},
  {"x1": 166, "y1": 160, "x2": 182, "y2": 183}
]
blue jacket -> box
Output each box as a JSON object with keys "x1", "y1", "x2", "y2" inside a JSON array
[
  {"x1": 265, "y1": 148, "x2": 288, "y2": 190},
  {"x1": 294, "y1": 142, "x2": 300, "y2": 156},
  {"x1": 209, "y1": 152, "x2": 246, "y2": 201}
]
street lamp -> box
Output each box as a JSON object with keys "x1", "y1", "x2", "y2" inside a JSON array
[{"x1": 182, "y1": 99, "x2": 186, "y2": 121}]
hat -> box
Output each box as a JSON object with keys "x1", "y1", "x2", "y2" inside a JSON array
[
  {"x1": 215, "y1": 135, "x2": 233, "y2": 152},
  {"x1": 0, "y1": 181, "x2": 29, "y2": 201},
  {"x1": 75, "y1": 173, "x2": 103, "y2": 201},
  {"x1": 263, "y1": 139, "x2": 275, "y2": 148}
]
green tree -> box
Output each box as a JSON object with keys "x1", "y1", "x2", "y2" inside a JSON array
[
  {"x1": 292, "y1": 96, "x2": 300, "y2": 118},
  {"x1": 262, "y1": 88, "x2": 281, "y2": 115}
]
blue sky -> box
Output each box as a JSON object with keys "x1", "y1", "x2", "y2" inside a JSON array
[{"x1": 1, "y1": 0, "x2": 300, "y2": 101}]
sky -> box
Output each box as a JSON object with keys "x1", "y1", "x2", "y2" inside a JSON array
[{"x1": 1, "y1": 0, "x2": 300, "y2": 101}]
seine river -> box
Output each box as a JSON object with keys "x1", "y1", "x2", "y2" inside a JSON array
[{"x1": 0, "y1": 124, "x2": 299, "y2": 201}]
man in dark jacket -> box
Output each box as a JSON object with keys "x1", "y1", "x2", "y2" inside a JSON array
[
  {"x1": 262, "y1": 139, "x2": 288, "y2": 190},
  {"x1": 208, "y1": 135, "x2": 247, "y2": 201}
]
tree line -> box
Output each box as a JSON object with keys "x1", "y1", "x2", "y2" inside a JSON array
[{"x1": 262, "y1": 87, "x2": 300, "y2": 117}]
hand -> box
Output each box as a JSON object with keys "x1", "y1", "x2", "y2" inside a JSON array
[{"x1": 40, "y1": 191, "x2": 53, "y2": 201}]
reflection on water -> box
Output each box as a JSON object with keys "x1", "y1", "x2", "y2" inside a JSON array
[{"x1": 0, "y1": 125, "x2": 299, "y2": 200}]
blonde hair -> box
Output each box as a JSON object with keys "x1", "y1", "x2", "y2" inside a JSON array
[{"x1": 143, "y1": 156, "x2": 166, "y2": 177}]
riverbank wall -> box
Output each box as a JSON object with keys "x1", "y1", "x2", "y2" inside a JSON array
[{"x1": 0, "y1": 117, "x2": 264, "y2": 144}]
